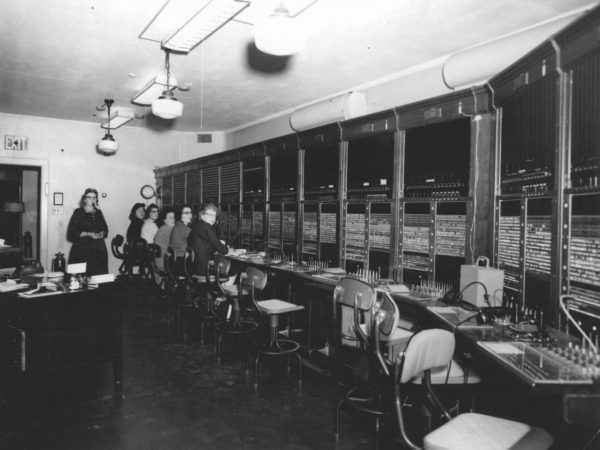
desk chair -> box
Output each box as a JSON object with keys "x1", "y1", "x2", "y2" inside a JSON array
[
  {"x1": 394, "y1": 329, "x2": 553, "y2": 450},
  {"x1": 250, "y1": 276, "x2": 304, "y2": 388},
  {"x1": 215, "y1": 266, "x2": 263, "y2": 363},
  {"x1": 193, "y1": 254, "x2": 231, "y2": 345},
  {"x1": 380, "y1": 292, "x2": 480, "y2": 431},
  {"x1": 110, "y1": 234, "x2": 127, "y2": 274},
  {"x1": 333, "y1": 277, "x2": 392, "y2": 450},
  {"x1": 164, "y1": 246, "x2": 193, "y2": 336},
  {"x1": 146, "y1": 243, "x2": 166, "y2": 295}
]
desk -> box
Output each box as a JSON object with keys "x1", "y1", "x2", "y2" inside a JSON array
[
  {"x1": 0, "y1": 245, "x2": 21, "y2": 268},
  {"x1": 387, "y1": 292, "x2": 599, "y2": 400},
  {"x1": 227, "y1": 255, "x2": 600, "y2": 394},
  {"x1": 0, "y1": 281, "x2": 124, "y2": 398}
]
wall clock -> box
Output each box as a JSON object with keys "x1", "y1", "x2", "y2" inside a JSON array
[{"x1": 140, "y1": 184, "x2": 155, "y2": 199}]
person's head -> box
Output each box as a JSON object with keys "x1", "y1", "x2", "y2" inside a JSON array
[
  {"x1": 200, "y1": 203, "x2": 218, "y2": 226},
  {"x1": 176, "y1": 204, "x2": 193, "y2": 225},
  {"x1": 145, "y1": 203, "x2": 159, "y2": 222},
  {"x1": 129, "y1": 203, "x2": 146, "y2": 221},
  {"x1": 157, "y1": 206, "x2": 175, "y2": 228},
  {"x1": 80, "y1": 188, "x2": 99, "y2": 208}
]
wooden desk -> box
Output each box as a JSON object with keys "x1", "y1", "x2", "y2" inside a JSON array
[
  {"x1": 0, "y1": 245, "x2": 22, "y2": 268},
  {"x1": 0, "y1": 281, "x2": 124, "y2": 398}
]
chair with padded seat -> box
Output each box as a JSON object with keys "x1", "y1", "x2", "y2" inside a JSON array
[
  {"x1": 333, "y1": 277, "x2": 392, "y2": 450},
  {"x1": 379, "y1": 291, "x2": 481, "y2": 431},
  {"x1": 124, "y1": 238, "x2": 149, "y2": 278},
  {"x1": 191, "y1": 254, "x2": 231, "y2": 345},
  {"x1": 250, "y1": 278, "x2": 304, "y2": 388},
  {"x1": 394, "y1": 328, "x2": 553, "y2": 450},
  {"x1": 146, "y1": 243, "x2": 166, "y2": 297},
  {"x1": 215, "y1": 266, "x2": 263, "y2": 362},
  {"x1": 163, "y1": 246, "x2": 194, "y2": 336}
]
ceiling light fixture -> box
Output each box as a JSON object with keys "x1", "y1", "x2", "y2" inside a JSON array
[
  {"x1": 97, "y1": 99, "x2": 119, "y2": 155},
  {"x1": 132, "y1": 74, "x2": 179, "y2": 106},
  {"x1": 101, "y1": 108, "x2": 135, "y2": 129},
  {"x1": 151, "y1": 50, "x2": 183, "y2": 120},
  {"x1": 158, "y1": 0, "x2": 250, "y2": 53},
  {"x1": 254, "y1": 3, "x2": 306, "y2": 56}
]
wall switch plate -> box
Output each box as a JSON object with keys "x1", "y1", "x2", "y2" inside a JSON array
[{"x1": 53, "y1": 207, "x2": 63, "y2": 215}]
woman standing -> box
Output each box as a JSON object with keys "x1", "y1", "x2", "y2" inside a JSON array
[{"x1": 67, "y1": 188, "x2": 109, "y2": 275}]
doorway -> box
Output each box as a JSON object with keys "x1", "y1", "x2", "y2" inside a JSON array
[{"x1": 0, "y1": 164, "x2": 41, "y2": 268}]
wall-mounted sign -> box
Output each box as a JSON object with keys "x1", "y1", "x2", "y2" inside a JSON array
[{"x1": 4, "y1": 135, "x2": 28, "y2": 150}]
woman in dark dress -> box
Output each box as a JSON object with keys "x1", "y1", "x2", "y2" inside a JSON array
[
  {"x1": 67, "y1": 188, "x2": 109, "y2": 275},
  {"x1": 126, "y1": 202, "x2": 146, "y2": 242}
]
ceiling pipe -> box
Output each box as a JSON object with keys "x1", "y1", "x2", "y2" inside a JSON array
[{"x1": 442, "y1": 7, "x2": 590, "y2": 89}]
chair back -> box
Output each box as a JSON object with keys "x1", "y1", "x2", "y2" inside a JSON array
[
  {"x1": 376, "y1": 291, "x2": 399, "y2": 337},
  {"x1": 164, "y1": 246, "x2": 183, "y2": 281},
  {"x1": 146, "y1": 243, "x2": 164, "y2": 276},
  {"x1": 333, "y1": 277, "x2": 376, "y2": 348},
  {"x1": 111, "y1": 234, "x2": 125, "y2": 259},
  {"x1": 125, "y1": 238, "x2": 148, "y2": 275},
  {"x1": 398, "y1": 329, "x2": 455, "y2": 384},
  {"x1": 111, "y1": 234, "x2": 127, "y2": 273},
  {"x1": 242, "y1": 266, "x2": 268, "y2": 291},
  {"x1": 213, "y1": 254, "x2": 231, "y2": 278}
]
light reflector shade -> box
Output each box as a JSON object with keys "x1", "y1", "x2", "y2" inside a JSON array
[
  {"x1": 101, "y1": 109, "x2": 135, "y2": 129},
  {"x1": 98, "y1": 134, "x2": 119, "y2": 155},
  {"x1": 160, "y1": 0, "x2": 250, "y2": 53},
  {"x1": 254, "y1": 6, "x2": 306, "y2": 56},
  {"x1": 132, "y1": 74, "x2": 178, "y2": 106},
  {"x1": 152, "y1": 93, "x2": 184, "y2": 119}
]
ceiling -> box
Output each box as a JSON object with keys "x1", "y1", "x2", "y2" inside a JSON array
[{"x1": 0, "y1": 0, "x2": 596, "y2": 133}]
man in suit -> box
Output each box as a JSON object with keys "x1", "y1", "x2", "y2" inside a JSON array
[{"x1": 188, "y1": 203, "x2": 229, "y2": 277}]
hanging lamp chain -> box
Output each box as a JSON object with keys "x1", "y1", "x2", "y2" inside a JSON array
[
  {"x1": 105, "y1": 98, "x2": 113, "y2": 136},
  {"x1": 165, "y1": 50, "x2": 172, "y2": 91}
]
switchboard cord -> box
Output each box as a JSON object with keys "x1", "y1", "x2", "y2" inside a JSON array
[{"x1": 560, "y1": 295, "x2": 597, "y2": 353}]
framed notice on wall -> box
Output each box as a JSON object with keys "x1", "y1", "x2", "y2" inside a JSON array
[{"x1": 53, "y1": 192, "x2": 63, "y2": 206}]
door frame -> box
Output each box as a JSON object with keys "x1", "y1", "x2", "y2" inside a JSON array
[{"x1": 0, "y1": 157, "x2": 49, "y2": 267}]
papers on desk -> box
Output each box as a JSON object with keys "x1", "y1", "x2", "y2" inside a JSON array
[
  {"x1": 478, "y1": 341, "x2": 524, "y2": 355},
  {"x1": 18, "y1": 283, "x2": 62, "y2": 298},
  {"x1": 427, "y1": 306, "x2": 481, "y2": 328},
  {"x1": 0, "y1": 280, "x2": 30, "y2": 293},
  {"x1": 380, "y1": 284, "x2": 410, "y2": 294}
]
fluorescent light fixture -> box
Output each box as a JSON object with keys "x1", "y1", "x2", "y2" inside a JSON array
[
  {"x1": 132, "y1": 74, "x2": 178, "y2": 106},
  {"x1": 101, "y1": 109, "x2": 135, "y2": 129},
  {"x1": 162, "y1": 0, "x2": 250, "y2": 53},
  {"x1": 140, "y1": 0, "x2": 250, "y2": 54}
]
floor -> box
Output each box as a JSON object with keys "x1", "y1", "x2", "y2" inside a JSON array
[{"x1": 1, "y1": 296, "x2": 598, "y2": 450}]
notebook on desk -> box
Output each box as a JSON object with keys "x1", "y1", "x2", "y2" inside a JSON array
[
  {"x1": 0, "y1": 280, "x2": 30, "y2": 293},
  {"x1": 428, "y1": 306, "x2": 482, "y2": 328}
]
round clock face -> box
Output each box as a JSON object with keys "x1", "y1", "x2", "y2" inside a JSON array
[{"x1": 140, "y1": 184, "x2": 155, "y2": 199}]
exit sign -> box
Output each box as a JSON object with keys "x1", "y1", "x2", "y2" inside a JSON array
[{"x1": 4, "y1": 135, "x2": 28, "y2": 150}]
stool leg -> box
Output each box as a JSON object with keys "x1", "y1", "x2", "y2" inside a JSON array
[
  {"x1": 296, "y1": 352, "x2": 303, "y2": 387},
  {"x1": 216, "y1": 331, "x2": 223, "y2": 361},
  {"x1": 374, "y1": 416, "x2": 381, "y2": 450},
  {"x1": 254, "y1": 353, "x2": 260, "y2": 387}
]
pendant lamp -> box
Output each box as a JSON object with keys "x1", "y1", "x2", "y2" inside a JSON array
[
  {"x1": 97, "y1": 99, "x2": 119, "y2": 155},
  {"x1": 152, "y1": 50, "x2": 183, "y2": 119},
  {"x1": 254, "y1": 4, "x2": 306, "y2": 56}
]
